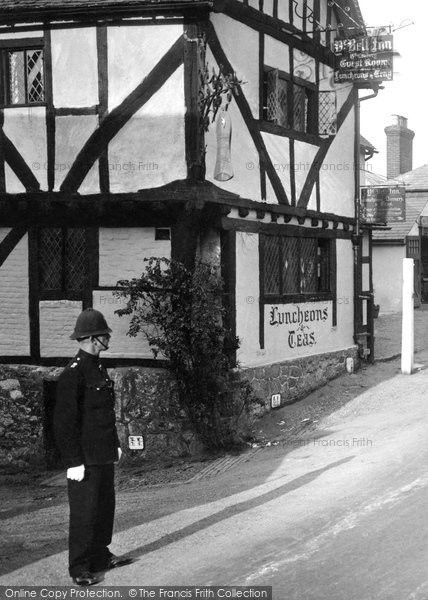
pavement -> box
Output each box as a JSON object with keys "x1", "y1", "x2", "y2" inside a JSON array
[
  {"x1": 374, "y1": 308, "x2": 428, "y2": 361},
  {"x1": 1, "y1": 310, "x2": 428, "y2": 594}
]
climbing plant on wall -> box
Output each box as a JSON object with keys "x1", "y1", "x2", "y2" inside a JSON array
[{"x1": 115, "y1": 258, "x2": 258, "y2": 451}]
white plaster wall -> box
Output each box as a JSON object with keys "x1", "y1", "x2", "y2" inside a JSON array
[
  {"x1": 294, "y1": 140, "x2": 319, "y2": 201},
  {"x1": 319, "y1": 62, "x2": 335, "y2": 91},
  {"x1": 265, "y1": 36, "x2": 290, "y2": 73},
  {"x1": 306, "y1": 187, "x2": 318, "y2": 212},
  {"x1": 39, "y1": 301, "x2": 82, "y2": 357},
  {"x1": 55, "y1": 115, "x2": 99, "y2": 192},
  {"x1": 92, "y1": 290, "x2": 152, "y2": 358},
  {"x1": 5, "y1": 164, "x2": 26, "y2": 194},
  {"x1": 235, "y1": 232, "x2": 261, "y2": 365},
  {"x1": 292, "y1": 0, "x2": 305, "y2": 30},
  {"x1": 210, "y1": 14, "x2": 259, "y2": 119},
  {"x1": 320, "y1": 0, "x2": 328, "y2": 47},
  {"x1": 278, "y1": 2, "x2": 290, "y2": 22},
  {"x1": 205, "y1": 95, "x2": 260, "y2": 199},
  {"x1": 319, "y1": 110, "x2": 355, "y2": 217},
  {"x1": 51, "y1": 28, "x2": 98, "y2": 108},
  {"x1": 99, "y1": 228, "x2": 171, "y2": 287},
  {"x1": 0, "y1": 232, "x2": 30, "y2": 355},
  {"x1": 108, "y1": 24, "x2": 183, "y2": 111},
  {"x1": 373, "y1": 245, "x2": 405, "y2": 314},
  {"x1": 4, "y1": 107, "x2": 47, "y2": 191},
  {"x1": 335, "y1": 238, "x2": 355, "y2": 341},
  {"x1": 262, "y1": 133, "x2": 291, "y2": 202},
  {"x1": 263, "y1": 0, "x2": 274, "y2": 17},
  {"x1": 293, "y1": 49, "x2": 316, "y2": 84},
  {"x1": 108, "y1": 67, "x2": 186, "y2": 192},
  {"x1": 236, "y1": 233, "x2": 355, "y2": 367}
]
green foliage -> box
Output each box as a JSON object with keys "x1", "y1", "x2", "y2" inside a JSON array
[{"x1": 115, "y1": 258, "x2": 255, "y2": 451}]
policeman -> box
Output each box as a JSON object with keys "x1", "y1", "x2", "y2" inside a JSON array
[{"x1": 54, "y1": 308, "x2": 133, "y2": 586}]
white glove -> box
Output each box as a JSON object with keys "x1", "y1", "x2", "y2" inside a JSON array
[
  {"x1": 117, "y1": 447, "x2": 122, "y2": 461},
  {"x1": 67, "y1": 465, "x2": 85, "y2": 481}
]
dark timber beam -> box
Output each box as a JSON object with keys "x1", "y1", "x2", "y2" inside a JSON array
[
  {"x1": 3, "y1": 135, "x2": 40, "y2": 192},
  {"x1": 0, "y1": 227, "x2": 27, "y2": 268},
  {"x1": 297, "y1": 90, "x2": 355, "y2": 208},
  {"x1": 204, "y1": 21, "x2": 290, "y2": 205},
  {"x1": 61, "y1": 35, "x2": 185, "y2": 193},
  {"x1": 184, "y1": 23, "x2": 205, "y2": 180}
]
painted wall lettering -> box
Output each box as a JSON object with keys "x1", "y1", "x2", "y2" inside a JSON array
[{"x1": 269, "y1": 303, "x2": 331, "y2": 350}]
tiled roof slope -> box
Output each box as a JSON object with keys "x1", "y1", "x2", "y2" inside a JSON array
[
  {"x1": 371, "y1": 165, "x2": 428, "y2": 242},
  {"x1": 385, "y1": 164, "x2": 428, "y2": 190},
  {"x1": 373, "y1": 197, "x2": 428, "y2": 242},
  {"x1": 0, "y1": 0, "x2": 210, "y2": 22},
  {"x1": 362, "y1": 170, "x2": 387, "y2": 186},
  {"x1": 0, "y1": 0, "x2": 204, "y2": 7},
  {"x1": 360, "y1": 135, "x2": 377, "y2": 152}
]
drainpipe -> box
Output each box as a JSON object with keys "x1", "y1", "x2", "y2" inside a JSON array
[{"x1": 353, "y1": 84, "x2": 379, "y2": 357}]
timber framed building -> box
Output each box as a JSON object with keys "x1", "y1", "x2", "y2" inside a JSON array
[{"x1": 0, "y1": 0, "x2": 373, "y2": 405}]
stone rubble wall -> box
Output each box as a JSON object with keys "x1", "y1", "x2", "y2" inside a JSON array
[
  {"x1": 0, "y1": 347, "x2": 358, "y2": 469},
  {"x1": 242, "y1": 347, "x2": 359, "y2": 411}
]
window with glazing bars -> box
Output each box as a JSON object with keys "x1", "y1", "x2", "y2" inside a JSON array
[
  {"x1": 407, "y1": 239, "x2": 419, "y2": 259},
  {"x1": 3, "y1": 48, "x2": 44, "y2": 105},
  {"x1": 38, "y1": 228, "x2": 87, "y2": 296},
  {"x1": 264, "y1": 68, "x2": 335, "y2": 136},
  {"x1": 263, "y1": 234, "x2": 331, "y2": 298}
]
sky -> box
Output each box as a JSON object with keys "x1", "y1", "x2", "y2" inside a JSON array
[{"x1": 357, "y1": 0, "x2": 425, "y2": 177}]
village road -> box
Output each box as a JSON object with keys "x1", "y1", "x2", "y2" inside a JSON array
[{"x1": 1, "y1": 351, "x2": 428, "y2": 599}]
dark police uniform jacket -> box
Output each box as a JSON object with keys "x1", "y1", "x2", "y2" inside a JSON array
[{"x1": 54, "y1": 349, "x2": 119, "y2": 468}]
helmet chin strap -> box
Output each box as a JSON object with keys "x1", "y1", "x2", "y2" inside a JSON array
[{"x1": 93, "y1": 336, "x2": 109, "y2": 351}]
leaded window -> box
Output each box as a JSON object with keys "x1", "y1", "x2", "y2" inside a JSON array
[
  {"x1": 263, "y1": 67, "x2": 335, "y2": 137},
  {"x1": 319, "y1": 91, "x2": 337, "y2": 137},
  {"x1": 262, "y1": 234, "x2": 332, "y2": 300},
  {"x1": 265, "y1": 69, "x2": 289, "y2": 128},
  {"x1": 39, "y1": 228, "x2": 87, "y2": 296},
  {"x1": 3, "y1": 48, "x2": 45, "y2": 105}
]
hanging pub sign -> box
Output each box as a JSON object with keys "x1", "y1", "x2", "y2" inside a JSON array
[
  {"x1": 360, "y1": 186, "x2": 406, "y2": 225},
  {"x1": 333, "y1": 34, "x2": 393, "y2": 83}
]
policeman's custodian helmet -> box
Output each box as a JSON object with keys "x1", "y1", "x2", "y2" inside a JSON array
[{"x1": 70, "y1": 308, "x2": 112, "y2": 340}]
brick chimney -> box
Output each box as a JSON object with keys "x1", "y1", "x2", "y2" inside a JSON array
[{"x1": 384, "y1": 115, "x2": 415, "y2": 179}]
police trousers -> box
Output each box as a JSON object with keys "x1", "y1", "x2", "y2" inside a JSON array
[{"x1": 67, "y1": 463, "x2": 115, "y2": 576}]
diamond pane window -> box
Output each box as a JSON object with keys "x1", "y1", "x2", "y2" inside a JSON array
[
  {"x1": 39, "y1": 228, "x2": 87, "y2": 295},
  {"x1": 293, "y1": 84, "x2": 308, "y2": 133},
  {"x1": 39, "y1": 229, "x2": 63, "y2": 291},
  {"x1": 318, "y1": 239, "x2": 331, "y2": 291},
  {"x1": 262, "y1": 235, "x2": 332, "y2": 299},
  {"x1": 266, "y1": 69, "x2": 289, "y2": 128},
  {"x1": 264, "y1": 236, "x2": 281, "y2": 294},
  {"x1": 300, "y1": 238, "x2": 317, "y2": 293},
  {"x1": 319, "y1": 91, "x2": 337, "y2": 137},
  {"x1": 27, "y1": 50, "x2": 44, "y2": 103},
  {"x1": 6, "y1": 48, "x2": 44, "y2": 105},
  {"x1": 282, "y1": 237, "x2": 300, "y2": 294},
  {"x1": 65, "y1": 229, "x2": 86, "y2": 293},
  {"x1": 263, "y1": 67, "x2": 336, "y2": 137}
]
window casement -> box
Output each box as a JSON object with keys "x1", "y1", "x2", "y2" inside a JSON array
[
  {"x1": 1, "y1": 44, "x2": 45, "y2": 106},
  {"x1": 263, "y1": 67, "x2": 337, "y2": 137},
  {"x1": 406, "y1": 238, "x2": 420, "y2": 259},
  {"x1": 261, "y1": 233, "x2": 334, "y2": 303},
  {"x1": 38, "y1": 228, "x2": 88, "y2": 300}
]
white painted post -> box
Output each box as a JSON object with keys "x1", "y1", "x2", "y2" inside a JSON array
[{"x1": 401, "y1": 258, "x2": 414, "y2": 374}]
